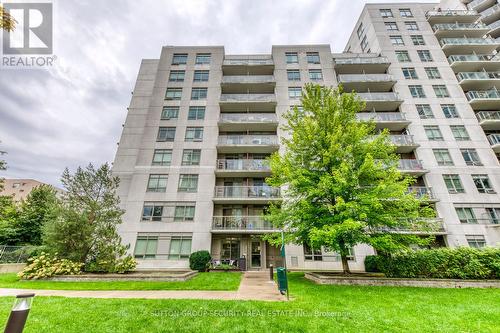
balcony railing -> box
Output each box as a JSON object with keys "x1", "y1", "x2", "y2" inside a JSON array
[
  {"x1": 426, "y1": 10, "x2": 478, "y2": 19},
  {"x1": 440, "y1": 37, "x2": 497, "y2": 46},
  {"x1": 407, "y1": 186, "x2": 436, "y2": 200},
  {"x1": 337, "y1": 74, "x2": 395, "y2": 83},
  {"x1": 357, "y1": 92, "x2": 402, "y2": 102},
  {"x1": 212, "y1": 216, "x2": 279, "y2": 231},
  {"x1": 220, "y1": 94, "x2": 276, "y2": 102},
  {"x1": 481, "y1": 3, "x2": 500, "y2": 19},
  {"x1": 389, "y1": 135, "x2": 416, "y2": 146},
  {"x1": 334, "y1": 56, "x2": 390, "y2": 65},
  {"x1": 357, "y1": 112, "x2": 407, "y2": 122},
  {"x1": 223, "y1": 58, "x2": 274, "y2": 66},
  {"x1": 218, "y1": 135, "x2": 279, "y2": 145},
  {"x1": 489, "y1": 20, "x2": 500, "y2": 31},
  {"x1": 219, "y1": 113, "x2": 277, "y2": 123},
  {"x1": 448, "y1": 54, "x2": 497, "y2": 63},
  {"x1": 466, "y1": 89, "x2": 500, "y2": 100},
  {"x1": 216, "y1": 159, "x2": 270, "y2": 171},
  {"x1": 433, "y1": 22, "x2": 488, "y2": 31},
  {"x1": 457, "y1": 71, "x2": 500, "y2": 81},
  {"x1": 399, "y1": 159, "x2": 425, "y2": 171},
  {"x1": 487, "y1": 133, "x2": 500, "y2": 145},
  {"x1": 374, "y1": 218, "x2": 445, "y2": 234},
  {"x1": 476, "y1": 111, "x2": 500, "y2": 121},
  {"x1": 214, "y1": 186, "x2": 281, "y2": 199},
  {"x1": 468, "y1": 0, "x2": 491, "y2": 10},
  {"x1": 222, "y1": 75, "x2": 275, "y2": 84}
]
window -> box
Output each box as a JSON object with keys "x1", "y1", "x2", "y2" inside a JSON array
[
  {"x1": 191, "y1": 88, "x2": 207, "y2": 100},
  {"x1": 456, "y1": 208, "x2": 477, "y2": 223},
  {"x1": 193, "y1": 70, "x2": 209, "y2": 82},
  {"x1": 134, "y1": 236, "x2": 158, "y2": 258},
  {"x1": 399, "y1": 8, "x2": 413, "y2": 17},
  {"x1": 165, "y1": 88, "x2": 182, "y2": 100},
  {"x1": 178, "y1": 174, "x2": 198, "y2": 192},
  {"x1": 461, "y1": 149, "x2": 482, "y2": 166},
  {"x1": 288, "y1": 87, "x2": 302, "y2": 99},
  {"x1": 285, "y1": 52, "x2": 298, "y2": 64},
  {"x1": 309, "y1": 69, "x2": 323, "y2": 81},
  {"x1": 306, "y1": 52, "x2": 320, "y2": 64},
  {"x1": 409, "y1": 85, "x2": 426, "y2": 98},
  {"x1": 424, "y1": 125, "x2": 443, "y2": 140},
  {"x1": 395, "y1": 50, "x2": 411, "y2": 62},
  {"x1": 443, "y1": 174, "x2": 465, "y2": 193},
  {"x1": 172, "y1": 53, "x2": 188, "y2": 65},
  {"x1": 169, "y1": 70, "x2": 185, "y2": 82},
  {"x1": 416, "y1": 104, "x2": 434, "y2": 119},
  {"x1": 188, "y1": 106, "x2": 205, "y2": 120},
  {"x1": 174, "y1": 206, "x2": 195, "y2": 221},
  {"x1": 390, "y1": 35, "x2": 404, "y2": 45},
  {"x1": 433, "y1": 149, "x2": 454, "y2": 166},
  {"x1": 147, "y1": 174, "x2": 168, "y2": 192},
  {"x1": 161, "y1": 106, "x2": 179, "y2": 120},
  {"x1": 142, "y1": 204, "x2": 164, "y2": 222},
  {"x1": 425, "y1": 67, "x2": 441, "y2": 79},
  {"x1": 402, "y1": 67, "x2": 418, "y2": 79},
  {"x1": 303, "y1": 244, "x2": 322, "y2": 261},
  {"x1": 486, "y1": 208, "x2": 500, "y2": 224},
  {"x1": 405, "y1": 21, "x2": 419, "y2": 31},
  {"x1": 356, "y1": 23, "x2": 364, "y2": 38},
  {"x1": 185, "y1": 127, "x2": 203, "y2": 142},
  {"x1": 433, "y1": 85, "x2": 449, "y2": 98},
  {"x1": 441, "y1": 104, "x2": 458, "y2": 118},
  {"x1": 466, "y1": 235, "x2": 486, "y2": 248},
  {"x1": 417, "y1": 50, "x2": 433, "y2": 62},
  {"x1": 157, "y1": 127, "x2": 176, "y2": 142},
  {"x1": 472, "y1": 174, "x2": 495, "y2": 193},
  {"x1": 450, "y1": 125, "x2": 470, "y2": 141},
  {"x1": 410, "y1": 35, "x2": 425, "y2": 45},
  {"x1": 195, "y1": 53, "x2": 211, "y2": 64},
  {"x1": 360, "y1": 35, "x2": 368, "y2": 52},
  {"x1": 287, "y1": 70, "x2": 300, "y2": 81},
  {"x1": 152, "y1": 149, "x2": 172, "y2": 166},
  {"x1": 181, "y1": 149, "x2": 201, "y2": 166},
  {"x1": 380, "y1": 9, "x2": 393, "y2": 18},
  {"x1": 385, "y1": 22, "x2": 398, "y2": 31},
  {"x1": 169, "y1": 237, "x2": 192, "y2": 259}
]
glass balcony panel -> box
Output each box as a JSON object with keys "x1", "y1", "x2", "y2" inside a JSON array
[
  {"x1": 212, "y1": 216, "x2": 278, "y2": 231},
  {"x1": 398, "y1": 159, "x2": 424, "y2": 170},
  {"x1": 222, "y1": 75, "x2": 275, "y2": 84},
  {"x1": 389, "y1": 135, "x2": 416, "y2": 145},
  {"x1": 337, "y1": 74, "x2": 395, "y2": 82},
  {"x1": 440, "y1": 37, "x2": 497, "y2": 46},
  {"x1": 214, "y1": 186, "x2": 280, "y2": 198},
  {"x1": 466, "y1": 90, "x2": 500, "y2": 100},
  {"x1": 219, "y1": 113, "x2": 277, "y2": 123},
  {"x1": 407, "y1": 186, "x2": 435, "y2": 200},
  {"x1": 220, "y1": 94, "x2": 276, "y2": 102},
  {"x1": 218, "y1": 135, "x2": 279, "y2": 145},
  {"x1": 334, "y1": 56, "x2": 390, "y2": 65},
  {"x1": 216, "y1": 159, "x2": 270, "y2": 171},
  {"x1": 487, "y1": 133, "x2": 500, "y2": 145},
  {"x1": 457, "y1": 71, "x2": 500, "y2": 80},
  {"x1": 476, "y1": 111, "x2": 500, "y2": 121},
  {"x1": 357, "y1": 112, "x2": 406, "y2": 122},
  {"x1": 433, "y1": 23, "x2": 487, "y2": 31},
  {"x1": 357, "y1": 92, "x2": 401, "y2": 101}
]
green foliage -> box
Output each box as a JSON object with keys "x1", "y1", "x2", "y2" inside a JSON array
[
  {"x1": 85, "y1": 255, "x2": 137, "y2": 274},
  {"x1": 0, "y1": 246, "x2": 39, "y2": 264},
  {"x1": 0, "y1": 195, "x2": 19, "y2": 244},
  {"x1": 189, "y1": 250, "x2": 211, "y2": 272},
  {"x1": 212, "y1": 264, "x2": 238, "y2": 271},
  {"x1": 375, "y1": 247, "x2": 500, "y2": 279},
  {"x1": 265, "y1": 84, "x2": 434, "y2": 272},
  {"x1": 18, "y1": 252, "x2": 83, "y2": 280},
  {"x1": 364, "y1": 255, "x2": 380, "y2": 272}
]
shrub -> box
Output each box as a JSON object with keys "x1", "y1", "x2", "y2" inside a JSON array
[
  {"x1": 85, "y1": 255, "x2": 137, "y2": 274},
  {"x1": 189, "y1": 250, "x2": 211, "y2": 272},
  {"x1": 374, "y1": 247, "x2": 500, "y2": 280},
  {"x1": 364, "y1": 255, "x2": 380, "y2": 272},
  {"x1": 213, "y1": 264, "x2": 238, "y2": 271},
  {"x1": 18, "y1": 252, "x2": 83, "y2": 280}
]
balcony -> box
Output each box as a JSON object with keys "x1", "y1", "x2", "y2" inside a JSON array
[
  {"x1": 456, "y1": 71, "x2": 500, "y2": 90},
  {"x1": 432, "y1": 23, "x2": 489, "y2": 38},
  {"x1": 213, "y1": 186, "x2": 281, "y2": 204},
  {"x1": 488, "y1": 20, "x2": 500, "y2": 38},
  {"x1": 357, "y1": 92, "x2": 403, "y2": 111},
  {"x1": 375, "y1": 218, "x2": 446, "y2": 235},
  {"x1": 337, "y1": 74, "x2": 396, "y2": 92},
  {"x1": 480, "y1": 3, "x2": 500, "y2": 25},
  {"x1": 425, "y1": 10, "x2": 480, "y2": 24},
  {"x1": 217, "y1": 135, "x2": 279, "y2": 153},
  {"x1": 448, "y1": 54, "x2": 500, "y2": 72},
  {"x1": 440, "y1": 37, "x2": 499, "y2": 55},
  {"x1": 476, "y1": 111, "x2": 500, "y2": 130},
  {"x1": 222, "y1": 57, "x2": 274, "y2": 75},
  {"x1": 211, "y1": 216, "x2": 280, "y2": 234},
  {"x1": 398, "y1": 159, "x2": 428, "y2": 176},
  {"x1": 215, "y1": 159, "x2": 271, "y2": 177},
  {"x1": 389, "y1": 135, "x2": 419, "y2": 153},
  {"x1": 333, "y1": 56, "x2": 390, "y2": 74},
  {"x1": 356, "y1": 112, "x2": 410, "y2": 130},
  {"x1": 468, "y1": 0, "x2": 497, "y2": 12},
  {"x1": 487, "y1": 133, "x2": 500, "y2": 152},
  {"x1": 466, "y1": 89, "x2": 500, "y2": 110},
  {"x1": 219, "y1": 93, "x2": 276, "y2": 112},
  {"x1": 221, "y1": 75, "x2": 275, "y2": 94},
  {"x1": 407, "y1": 186, "x2": 438, "y2": 202},
  {"x1": 218, "y1": 113, "x2": 278, "y2": 131}
]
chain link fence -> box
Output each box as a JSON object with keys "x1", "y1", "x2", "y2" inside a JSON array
[{"x1": 0, "y1": 245, "x2": 38, "y2": 263}]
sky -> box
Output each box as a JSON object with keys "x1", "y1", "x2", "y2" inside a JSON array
[{"x1": 0, "y1": 0, "x2": 436, "y2": 187}]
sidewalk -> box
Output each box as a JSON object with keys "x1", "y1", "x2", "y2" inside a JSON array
[{"x1": 0, "y1": 271, "x2": 286, "y2": 301}]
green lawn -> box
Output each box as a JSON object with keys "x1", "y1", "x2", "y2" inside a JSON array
[
  {"x1": 0, "y1": 272, "x2": 242, "y2": 291},
  {"x1": 0, "y1": 273, "x2": 498, "y2": 333}
]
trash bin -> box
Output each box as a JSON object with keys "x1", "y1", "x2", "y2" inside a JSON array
[
  {"x1": 276, "y1": 267, "x2": 287, "y2": 294},
  {"x1": 238, "y1": 257, "x2": 247, "y2": 271}
]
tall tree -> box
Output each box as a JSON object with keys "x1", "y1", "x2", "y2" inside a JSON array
[
  {"x1": 0, "y1": 195, "x2": 19, "y2": 245},
  {"x1": 43, "y1": 163, "x2": 127, "y2": 266},
  {"x1": 0, "y1": 5, "x2": 16, "y2": 31},
  {"x1": 266, "y1": 84, "x2": 435, "y2": 273}
]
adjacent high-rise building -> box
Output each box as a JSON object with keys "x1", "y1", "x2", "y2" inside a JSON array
[{"x1": 112, "y1": 0, "x2": 500, "y2": 270}]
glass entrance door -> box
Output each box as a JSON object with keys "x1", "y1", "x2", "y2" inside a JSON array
[{"x1": 251, "y1": 241, "x2": 262, "y2": 268}]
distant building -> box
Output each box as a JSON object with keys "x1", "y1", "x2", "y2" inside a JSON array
[{"x1": 0, "y1": 179, "x2": 62, "y2": 201}]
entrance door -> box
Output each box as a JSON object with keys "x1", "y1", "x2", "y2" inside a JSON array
[{"x1": 251, "y1": 241, "x2": 262, "y2": 268}]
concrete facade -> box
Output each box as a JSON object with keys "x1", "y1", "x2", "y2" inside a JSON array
[
  {"x1": 113, "y1": 1, "x2": 500, "y2": 271},
  {"x1": 0, "y1": 178, "x2": 62, "y2": 201}
]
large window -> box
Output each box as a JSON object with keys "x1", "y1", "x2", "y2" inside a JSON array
[
  {"x1": 161, "y1": 106, "x2": 179, "y2": 120},
  {"x1": 417, "y1": 50, "x2": 433, "y2": 62},
  {"x1": 450, "y1": 125, "x2": 470, "y2": 141},
  {"x1": 433, "y1": 85, "x2": 450, "y2": 98},
  {"x1": 410, "y1": 35, "x2": 425, "y2": 45},
  {"x1": 165, "y1": 88, "x2": 182, "y2": 100},
  {"x1": 441, "y1": 104, "x2": 458, "y2": 118},
  {"x1": 142, "y1": 204, "x2": 164, "y2": 222},
  {"x1": 380, "y1": 9, "x2": 393, "y2": 18},
  {"x1": 188, "y1": 106, "x2": 205, "y2": 120},
  {"x1": 443, "y1": 174, "x2": 465, "y2": 193},
  {"x1": 147, "y1": 174, "x2": 168, "y2": 192},
  {"x1": 461, "y1": 149, "x2": 482, "y2": 166},
  {"x1": 185, "y1": 127, "x2": 203, "y2": 142},
  {"x1": 152, "y1": 149, "x2": 172, "y2": 166},
  {"x1": 141, "y1": 202, "x2": 196, "y2": 222},
  {"x1": 456, "y1": 208, "x2": 477, "y2": 223},
  {"x1": 402, "y1": 67, "x2": 418, "y2": 79},
  {"x1": 191, "y1": 88, "x2": 207, "y2": 100},
  {"x1": 385, "y1": 22, "x2": 398, "y2": 31},
  {"x1": 486, "y1": 208, "x2": 500, "y2": 224},
  {"x1": 172, "y1": 53, "x2": 188, "y2": 65},
  {"x1": 425, "y1": 67, "x2": 441, "y2": 79},
  {"x1": 390, "y1": 35, "x2": 404, "y2": 46},
  {"x1": 195, "y1": 53, "x2": 211, "y2": 65},
  {"x1": 409, "y1": 85, "x2": 426, "y2": 98},
  {"x1": 288, "y1": 87, "x2": 302, "y2": 99},
  {"x1": 309, "y1": 69, "x2": 323, "y2": 81},
  {"x1": 285, "y1": 52, "x2": 298, "y2": 64},
  {"x1": 399, "y1": 8, "x2": 413, "y2": 17},
  {"x1": 169, "y1": 237, "x2": 192, "y2": 259},
  {"x1": 193, "y1": 70, "x2": 209, "y2": 82},
  {"x1": 306, "y1": 52, "x2": 320, "y2": 64},
  {"x1": 466, "y1": 235, "x2": 486, "y2": 248},
  {"x1": 157, "y1": 127, "x2": 176, "y2": 142},
  {"x1": 405, "y1": 21, "x2": 419, "y2": 31},
  {"x1": 303, "y1": 244, "x2": 323, "y2": 261},
  {"x1": 134, "y1": 236, "x2": 158, "y2": 259},
  {"x1": 416, "y1": 104, "x2": 434, "y2": 119},
  {"x1": 169, "y1": 70, "x2": 185, "y2": 82},
  {"x1": 173, "y1": 206, "x2": 195, "y2": 222},
  {"x1": 357, "y1": 23, "x2": 364, "y2": 38},
  {"x1": 178, "y1": 174, "x2": 199, "y2": 192},
  {"x1": 424, "y1": 125, "x2": 443, "y2": 140},
  {"x1": 287, "y1": 70, "x2": 300, "y2": 81},
  {"x1": 433, "y1": 149, "x2": 453, "y2": 166},
  {"x1": 395, "y1": 50, "x2": 411, "y2": 62},
  {"x1": 472, "y1": 174, "x2": 495, "y2": 193},
  {"x1": 181, "y1": 149, "x2": 201, "y2": 166}
]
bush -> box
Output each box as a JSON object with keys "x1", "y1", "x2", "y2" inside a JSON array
[
  {"x1": 374, "y1": 247, "x2": 500, "y2": 280},
  {"x1": 364, "y1": 255, "x2": 380, "y2": 272},
  {"x1": 18, "y1": 252, "x2": 83, "y2": 280},
  {"x1": 213, "y1": 264, "x2": 238, "y2": 271},
  {"x1": 85, "y1": 255, "x2": 137, "y2": 274},
  {"x1": 189, "y1": 250, "x2": 211, "y2": 272}
]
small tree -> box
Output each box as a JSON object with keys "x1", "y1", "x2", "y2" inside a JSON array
[
  {"x1": 265, "y1": 85, "x2": 434, "y2": 273},
  {"x1": 0, "y1": 195, "x2": 19, "y2": 245}
]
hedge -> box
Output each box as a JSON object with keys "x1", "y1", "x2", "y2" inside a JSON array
[{"x1": 365, "y1": 247, "x2": 500, "y2": 279}]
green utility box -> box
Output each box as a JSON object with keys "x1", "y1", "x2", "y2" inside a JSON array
[{"x1": 276, "y1": 267, "x2": 288, "y2": 294}]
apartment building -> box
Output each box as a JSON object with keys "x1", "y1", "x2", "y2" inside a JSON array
[
  {"x1": 0, "y1": 179, "x2": 62, "y2": 201},
  {"x1": 113, "y1": 1, "x2": 500, "y2": 270}
]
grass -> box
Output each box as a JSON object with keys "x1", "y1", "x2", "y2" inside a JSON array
[
  {"x1": 0, "y1": 272, "x2": 242, "y2": 291},
  {"x1": 0, "y1": 272, "x2": 498, "y2": 332}
]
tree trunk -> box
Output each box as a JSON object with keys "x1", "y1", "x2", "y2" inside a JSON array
[{"x1": 341, "y1": 254, "x2": 351, "y2": 274}]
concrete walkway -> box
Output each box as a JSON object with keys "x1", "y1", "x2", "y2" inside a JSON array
[{"x1": 0, "y1": 271, "x2": 286, "y2": 301}]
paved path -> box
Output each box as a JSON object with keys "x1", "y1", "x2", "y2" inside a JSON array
[{"x1": 0, "y1": 271, "x2": 286, "y2": 301}]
